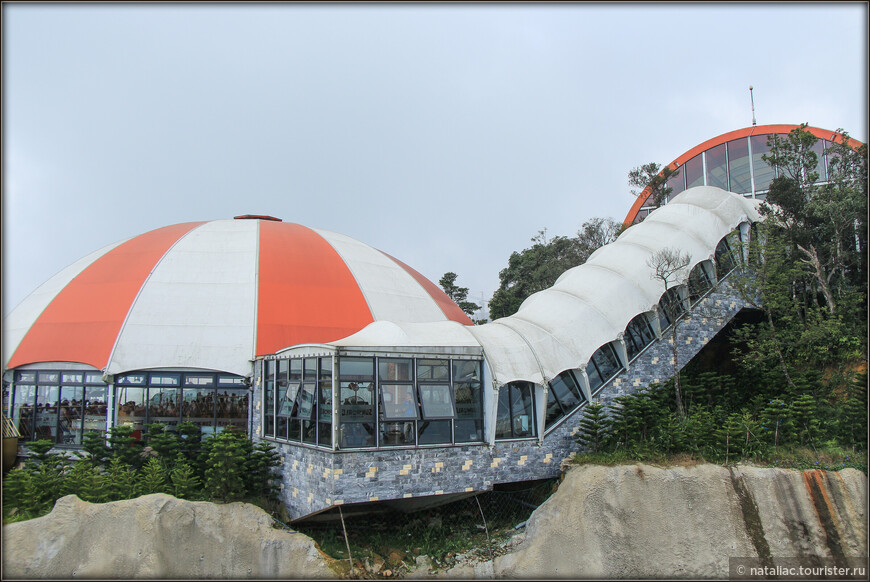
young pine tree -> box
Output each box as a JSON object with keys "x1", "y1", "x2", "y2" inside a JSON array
[
  {"x1": 81, "y1": 430, "x2": 110, "y2": 468},
  {"x1": 203, "y1": 431, "x2": 247, "y2": 502},
  {"x1": 170, "y1": 453, "x2": 201, "y2": 500},
  {"x1": 104, "y1": 455, "x2": 139, "y2": 501},
  {"x1": 139, "y1": 456, "x2": 170, "y2": 496},
  {"x1": 574, "y1": 402, "x2": 611, "y2": 454}
]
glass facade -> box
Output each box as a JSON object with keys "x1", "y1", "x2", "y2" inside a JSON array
[
  {"x1": 634, "y1": 131, "x2": 841, "y2": 224},
  {"x1": 9, "y1": 370, "x2": 107, "y2": 445},
  {"x1": 267, "y1": 354, "x2": 484, "y2": 449},
  {"x1": 116, "y1": 371, "x2": 247, "y2": 440}
]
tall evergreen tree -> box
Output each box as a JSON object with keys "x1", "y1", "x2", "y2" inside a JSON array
[{"x1": 574, "y1": 402, "x2": 611, "y2": 453}]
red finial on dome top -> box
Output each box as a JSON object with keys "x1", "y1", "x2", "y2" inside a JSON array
[{"x1": 233, "y1": 214, "x2": 282, "y2": 222}]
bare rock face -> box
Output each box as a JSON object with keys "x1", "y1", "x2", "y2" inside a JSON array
[
  {"x1": 2, "y1": 494, "x2": 335, "y2": 579},
  {"x1": 492, "y1": 464, "x2": 868, "y2": 579}
]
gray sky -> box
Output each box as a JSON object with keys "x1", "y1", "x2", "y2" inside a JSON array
[{"x1": 3, "y1": 2, "x2": 867, "y2": 319}]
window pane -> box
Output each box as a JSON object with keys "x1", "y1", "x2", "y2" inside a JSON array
[
  {"x1": 339, "y1": 357, "x2": 373, "y2": 381},
  {"x1": 83, "y1": 386, "x2": 108, "y2": 435},
  {"x1": 59, "y1": 386, "x2": 84, "y2": 445},
  {"x1": 117, "y1": 386, "x2": 147, "y2": 441},
  {"x1": 339, "y1": 422, "x2": 374, "y2": 448},
  {"x1": 184, "y1": 374, "x2": 214, "y2": 387},
  {"x1": 454, "y1": 381, "x2": 482, "y2": 419},
  {"x1": 545, "y1": 388, "x2": 565, "y2": 429},
  {"x1": 290, "y1": 358, "x2": 303, "y2": 383},
  {"x1": 705, "y1": 144, "x2": 728, "y2": 190},
  {"x1": 626, "y1": 314, "x2": 655, "y2": 361},
  {"x1": 417, "y1": 359, "x2": 449, "y2": 381},
  {"x1": 586, "y1": 363, "x2": 604, "y2": 393},
  {"x1": 685, "y1": 154, "x2": 704, "y2": 190},
  {"x1": 379, "y1": 358, "x2": 412, "y2": 381},
  {"x1": 340, "y1": 381, "x2": 374, "y2": 422},
  {"x1": 591, "y1": 344, "x2": 621, "y2": 383},
  {"x1": 148, "y1": 387, "x2": 180, "y2": 427},
  {"x1": 688, "y1": 263, "x2": 713, "y2": 303},
  {"x1": 811, "y1": 139, "x2": 826, "y2": 182},
  {"x1": 182, "y1": 389, "x2": 215, "y2": 434},
  {"x1": 417, "y1": 420, "x2": 451, "y2": 445},
  {"x1": 150, "y1": 374, "x2": 180, "y2": 387},
  {"x1": 14, "y1": 385, "x2": 36, "y2": 441},
  {"x1": 35, "y1": 386, "x2": 60, "y2": 443},
  {"x1": 62, "y1": 372, "x2": 84, "y2": 384},
  {"x1": 263, "y1": 360, "x2": 275, "y2": 438},
  {"x1": 727, "y1": 138, "x2": 752, "y2": 193},
  {"x1": 381, "y1": 420, "x2": 414, "y2": 446},
  {"x1": 550, "y1": 372, "x2": 582, "y2": 410},
  {"x1": 751, "y1": 135, "x2": 775, "y2": 192},
  {"x1": 216, "y1": 388, "x2": 247, "y2": 434},
  {"x1": 294, "y1": 384, "x2": 317, "y2": 420},
  {"x1": 715, "y1": 235, "x2": 738, "y2": 278},
  {"x1": 494, "y1": 387, "x2": 512, "y2": 439},
  {"x1": 38, "y1": 372, "x2": 59, "y2": 384},
  {"x1": 509, "y1": 383, "x2": 535, "y2": 438},
  {"x1": 666, "y1": 168, "x2": 685, "y2": 198},
  {"x1": 380, "y1": 384, "x2": 418, "y2": 421},
  {"x1": 419, "y1": 384, "x2": 455, "y2": 419},
  {"x1": 454, "y1": 419, "x2": 483, "y2": 443},
  {"x1": 304, "y1": 358, "x2": 317, "y2": 381},
  {"x1": 117, "y1": 374, "x2": 146, "y2": 386}
]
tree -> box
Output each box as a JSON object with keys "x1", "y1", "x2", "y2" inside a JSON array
[
  {"x1": 203, "y1": 430, "x2": 248, "y2": 502},
  {"x1": 628, "y1": 162, "x2": 679, "y2": 207},
  {"x1": 574, "y1": 401, "x2": 611, "y2": 453},
  {"x1": 648, "y1": 248, "x2": 691, "y2": 420},
  {"x1": 439, "y1": 272, "x2": 481, "y2": 319}
]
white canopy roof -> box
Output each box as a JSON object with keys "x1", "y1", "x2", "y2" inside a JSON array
[{"x1": 331, "y1": 186, "x2": 763, "y2": 387}]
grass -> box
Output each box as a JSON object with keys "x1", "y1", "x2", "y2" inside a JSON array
[{"x1": 568, "y1": 444, "x2": 867, "y2": 474}]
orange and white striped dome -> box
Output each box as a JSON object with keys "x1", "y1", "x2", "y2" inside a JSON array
[{"x1": 2, "y1": 216, "x2": 472, "y2": 378}]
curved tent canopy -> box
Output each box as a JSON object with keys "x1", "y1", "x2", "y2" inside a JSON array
[{"x1": 331, "y1": 186, "x2": 762, "y2": 387}]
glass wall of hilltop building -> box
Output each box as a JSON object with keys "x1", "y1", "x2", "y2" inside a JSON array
[
  {"x1": 261, "y1": 353, "x2": 486, "y2": 450},
  {"x1": 5, "y1": 368, "x2": 249, "y2": 446},
  {"x1": 632, "y1": 132, "x2": 836, "y2": 223}
]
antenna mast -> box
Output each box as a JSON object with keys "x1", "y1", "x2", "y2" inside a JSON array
[{"x1": 749, "y1": 85, "x2": 757, "y2": 126}]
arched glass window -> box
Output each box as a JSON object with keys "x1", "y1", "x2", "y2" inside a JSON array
[
  {"x1": 495, "y1": 382, "x2": 536, "y2": 440},
  {"x1": 545, "y1": 371, "x2": 586, "y2": 430},
  {"x1": 688, "y1": 262, "x2": 714, "y2": 304},
  {"x1": 715, "y1": 234, "x2": 739, "y2": 279},
  {"x1": 658, "y1": 287, "x2": 686, "y2": 330},
  {"x1": 624, "y1": 313, "x2": 656, "y2": 361},
  {"x1": 586, "y1": 344, "x2": 623, "y2": 394}
]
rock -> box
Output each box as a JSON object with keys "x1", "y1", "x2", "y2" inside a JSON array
[
  {"x1": 2, "y1": 493, "x2": 335, "y2": 579},
  {"x1": 492, "y1": 464, "x2": 867, "y2": 579}
]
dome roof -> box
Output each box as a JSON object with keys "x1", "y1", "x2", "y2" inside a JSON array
[{"x1": 3, "y1": 217, "x2": 472, "y2": 377}]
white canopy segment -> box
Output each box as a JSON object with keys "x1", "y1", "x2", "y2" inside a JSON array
[{"x1": 332, "y1": 187, "x2": 763, "y2": 387}]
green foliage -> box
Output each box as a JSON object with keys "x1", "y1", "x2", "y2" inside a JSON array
[
  {"x1": 81, "y1": 430, "x2": 110, "y2": 467},
  {"x1": 62, "y1": 459, "x2": 107, "y2": 503},
  {"x1": 574, "y1": 402, "x2": 610, "y2": 453},
  {"x1": 145, "y1": 423, "x2": 181, "y2": 460},
  {"x1": 27, "y1": 439, "x2": 55, "y2": 464},
  {"x1": 170, "y1": 453, "x2": 201, "y2": 500},
  {"x1": 139, "y1": 457, "x2": 170, "y2": 495},
  {"x1": 245, "y1": 441, "x2": 282, "y2": 501},
  {"x1": 439, "y1": 272, "x2": 481, "y2": 319},
  {"x1": 628, "y1": 161, "x2": 679, "y2": 206},
  {"x1": 104, "y1": 455, "x2": 139, "y2": 501},
  {"x1": 108, "y1": 424, "x2": 144, "y2": 468},
  {"x1": 203, "y1": 430, "x2": 248, "y2": 502}
]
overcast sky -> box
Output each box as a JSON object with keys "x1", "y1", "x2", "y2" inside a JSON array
[{"x1": 3, "y1": 2, "x2": 867, "y2": 319}]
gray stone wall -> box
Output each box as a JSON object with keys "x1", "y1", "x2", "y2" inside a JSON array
[{"x1": 254, "y1": 281, "x2": 751, "y2": 520}]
